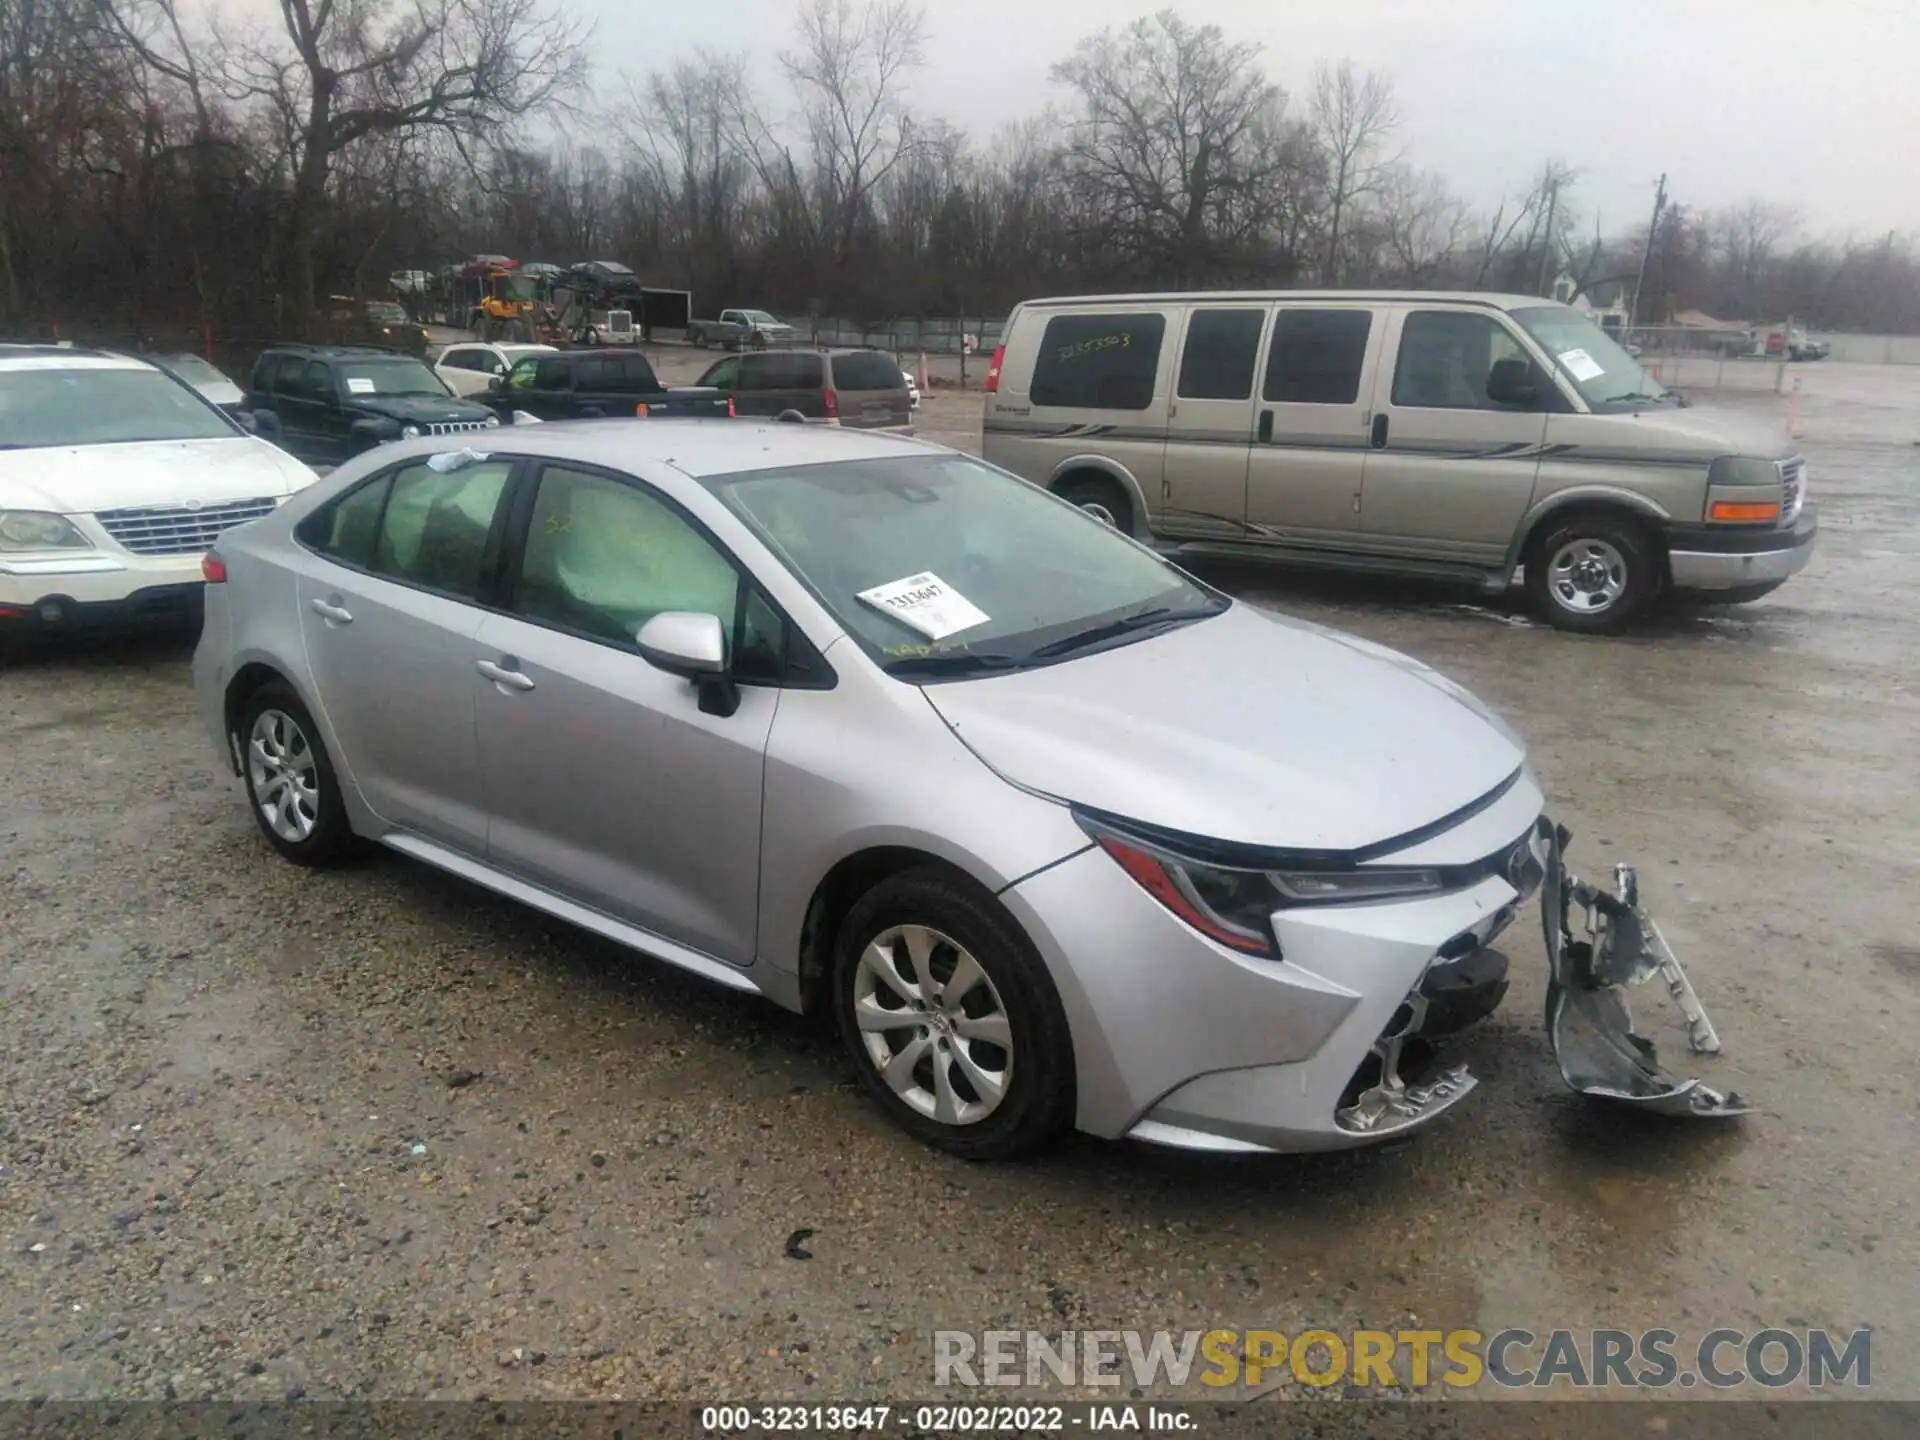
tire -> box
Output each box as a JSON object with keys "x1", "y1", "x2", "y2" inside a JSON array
[
  {"x1": 1525, "y1": 510, "x2": 1659, "y2": 634},
  {"x1": 832, "y1": 866, "x2": 1076, "y2": 1160},
  {"x1": 583, "y1": 327, "x2": 600, "y2": 346},
  {"x1": 1053, "y1": 472, "x2": 1134, "y2": 536},
  {"x1": 238, "y1": 682, "x2": 360, "y2": 866}
]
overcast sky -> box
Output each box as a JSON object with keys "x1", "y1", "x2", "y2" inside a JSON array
[{"x1": 581, "y1": 0, "x2": 1919, "y2": 240}]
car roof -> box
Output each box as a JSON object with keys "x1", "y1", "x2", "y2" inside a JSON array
[
  {"x1": 1014, "y1": 289, "x2": 1562, "y2": 313},
  {"x1": 0, "y1": 348, "x2": 153, "y2": 373},
  {"x1": 455, "y1": 417, "x2": 938, "y2": 478}
]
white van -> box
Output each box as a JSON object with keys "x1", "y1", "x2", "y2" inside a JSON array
[{"x1": 981, "y1": 291, "x2": 1816, "y2": 631}]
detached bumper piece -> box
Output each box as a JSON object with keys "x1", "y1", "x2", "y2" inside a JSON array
[{"x1": 1538, "y1": 818, "x2": 1751, "y2": 1119}]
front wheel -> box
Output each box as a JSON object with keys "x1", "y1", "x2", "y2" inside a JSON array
[
  {"x1": 1525, "y1": 512, "x2": 1659, "y2": 633},
  {"x1": 1053, "y1": 473, "x2": 1134, "y2": 536},
  {"x1": 239, "y1": 683, "x2": 361, "y2": 866},
  {"x1": 833, "y1": 867, "x2": 1076, "y2": 1160}
]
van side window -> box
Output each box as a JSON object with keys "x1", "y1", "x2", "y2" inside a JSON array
[
  {"x1": 1031, "y1": 313, "x2": 1165, "y2": 410},
  {"x1": 1391, "y1": 311, "x2": 1532, "y2": 410},
  {"x1": 1177, "y1": 310, "x2": 1265, "y2": 400},
  {"x1": 1263, "y1": 310, "x2": 1373, "y2": 404}
]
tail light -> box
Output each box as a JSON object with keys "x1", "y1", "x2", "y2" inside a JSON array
[
  {"x1": 824, "y1": 388, "x2": 838, "y2": 420},
  {"x1": 201, "y1": 551, "x2": 227, "y2": 583},
  {"x1": 727, "y1": 396, "x2": 736, "y2": 418},
  {"x1": 984, "y1": 344, "x2": 1005, "y2": 393},
  {"x1": 635, "y1": 402, "x2": 651, "y2": 417}
]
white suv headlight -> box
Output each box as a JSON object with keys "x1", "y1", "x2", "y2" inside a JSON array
[{"x1": 0, "y1": 511, "x2": 92, "y2": 551}]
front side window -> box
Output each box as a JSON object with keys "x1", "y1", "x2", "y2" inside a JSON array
[
  {"x1": 507, "y1": 358, "x2": 541, "y2": 389},
  {"x1": 368, "y1": 460, "x2": 513, "y2": 597},
  {"x1": 707, "y1": 453, "x2": 1223, "y2": 678},
  {"x1": 698, "y1": 357, "x2": 741, "y2": 389},
  {"x1": 335, "y1": 357, "x2": 448, "y2": 399},
  {"x1": 1030, "y1": 312, "x2": 1166, "y2": 410},
  {"x1": 1509, "y1": 305, "x2": 1671, "y2": 409},
  {"x1": 295, "y1": 361, "x2": 332, "y2": 401},
  {"x1": 1177, "y1": 309, "x2": 1265, "y2": 401},
  {"x1": 1391, "y1": 311, "x2": 1534, "y2": 411},
  {"x1": 0, "y1": 366, "x2": 237, "y2": 448},
  {"x1": 511, "y1": 466, "x2": 783, "y2": 680},
  {"x1": 1264, "y1": 309, "x2": 1373, "y2": 405}
]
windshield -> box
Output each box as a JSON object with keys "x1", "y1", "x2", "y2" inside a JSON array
[
  {"x1": 365, "y1": 302, "x2": 409, "y2": 324},
  {"x1": 743, "y1": 310, "x2": 782, "y2": 325},
  {"x1": 0, "y1": 366, "x2": 237, "y2": 448},
  {"x1": 157, "y1": 354, "x2": 231, "y2": 388},
  {"x1": 335, "y1": 358, "x2": 449, "y2": 398},
  {"x1": 706, "y1": 454, "x2": 1225, "y2": 677},
  {"x1": 1510, "y1": 305, "x2": 1673, "y2": 408}
]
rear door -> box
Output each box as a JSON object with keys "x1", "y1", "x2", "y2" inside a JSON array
[
  {"x1": 1361, "y1": 305, "x2": 1550, "y2": 563},
  {"x1": 293, "y1": 455, "x2": 519, "y2": 853},
  {"x1": 829, "y1": 350, "x2": 911, "y2": 429},
  {"x1": 1160, "y1": 306, "x2": 1266, "y2": 539},
  {"x1": 1243, "y1": 305, "x2": 1383, "y2": 547}
]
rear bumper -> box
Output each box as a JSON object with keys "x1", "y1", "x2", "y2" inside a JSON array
[{"x1": 1665, "y1": 504, "x2": 1818, "y2": 592}]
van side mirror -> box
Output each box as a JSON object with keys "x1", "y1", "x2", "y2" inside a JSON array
[
  {"x1": 636, "y1": 611, "x2": 739, "y2": 716},
  {"x1": 1487, "y1": 357, "x2": 1542, "y2": 409}
]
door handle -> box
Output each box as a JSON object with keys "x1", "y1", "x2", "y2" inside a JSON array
[
  {"x1": 1257, "y1": 409, "x2": 1273, "y2": 444},
  {"x1": 309, "y1": 597, "x2": 353, "y2": 625},
  {"x1": 476, "y1": 658, "x2": 535, "y2": 692},
  {"x1": 1370, "y1": 412, "x2": 1390, "y2": 449}
]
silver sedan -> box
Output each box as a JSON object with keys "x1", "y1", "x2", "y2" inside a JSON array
[{"x1": 192, "y1": 420, "x2": 1721, "y2": 1158}]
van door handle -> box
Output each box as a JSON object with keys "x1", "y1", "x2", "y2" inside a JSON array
[
  {"x1": 1370, "y1": 413, "x2": 1390, "y2": 449},
  {"x1": 309, "y1": 597, "x2": 353, "y2": 625},
  {"x1": 476, "y1": 658, "x2": 535, "y2": 692},
  {"x1": 1257, "y1": 409, "x2": 1273, "y2": 443}
]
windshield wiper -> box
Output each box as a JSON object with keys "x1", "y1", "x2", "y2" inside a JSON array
[
  {"x1": 1025, "y1": 602, "x2": 1220, "y2": 661},
  {"x1": 884, "y1": 651, "x2": 1026, "y2": 679},
  {"x1": 1607, "y1": 390, "x2": 1673, "y2": 407}
]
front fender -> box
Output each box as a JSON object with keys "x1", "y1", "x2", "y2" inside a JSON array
[{"x1": 1504, "y1": 486, "x2": 1675, "y2": 578}]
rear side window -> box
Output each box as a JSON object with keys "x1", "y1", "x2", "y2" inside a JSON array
[
  {"x1": 536, "y1": 357, "x2": 571, "y2": 389},
  {"x1": 573, "y1": 358, "x2": 611, "y2": 389},
  {"x1": 1177, "y1": 310, "x2": 1266, "y2": 400},
  {"x1": 1263, "y1": 310, "x2": 1373, "y2": 405},
  {"x1": 298, "y1": 474, "x2": 394, "y2": 567},
  {"x1": 370, "y1": 460, "x2": 514, "y2": 599},
  {"x1": 831, "y1": 352, "x2": 905, "y2": 391},
  {"x1": 1030, "y1": 313, "x2": 1164, "y2": 410}
]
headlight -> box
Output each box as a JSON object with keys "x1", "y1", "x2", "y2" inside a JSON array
[
  {"x1": 484, "y1": 413, "x2": 501, "y2": 428},
  {"x1": 1707, "y1": 456, "x2": 1780, "y2": 486},
  {"x1": 1077, "y1": 814, "x2": 1448, "y2": 959},
  {"x1": 401, "y1": 424, "x2": 421, "y2": 439},
  {"x1": 0, "y1": 511, "x2": 92, "y2": 552}
]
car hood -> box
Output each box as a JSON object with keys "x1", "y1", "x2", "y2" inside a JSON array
[
  {"x1": 921, "y1": 603, "x2": 1526, "y2": 853},
  {"x1": 348, "y1": 394, "x2": 492, "y2": 423},
  {"x1": 0, "y1": 436, "x2": 318, "y2": 513},
  {"x1": 1561, "y1": 402, "x2": 1790, "y2": 459}
]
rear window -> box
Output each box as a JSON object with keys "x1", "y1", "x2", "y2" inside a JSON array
[
  {"x1": 830, "y1": 352, "x2": 906, "y2": 391},
  {"x1": 1030, "y1": 313, "x2": 1164, "y2": 410}
]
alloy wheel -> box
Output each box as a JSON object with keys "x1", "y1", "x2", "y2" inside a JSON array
[
  {"x1": 852, "y1": 924, "x2": 1014, "y2": 1127},
  {"x1": 248, "y1": 708, "x2": 321, "y2": 843}
]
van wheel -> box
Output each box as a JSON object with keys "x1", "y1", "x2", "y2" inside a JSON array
[
  {"x1": 1526, "y1": 511, "x2": 1658, "y2": 633},
  {"x1": 833, "y1": 866, "x2": 1076, "y2": 1160},
  {"x1": 1054, "y1": 474, "x2": 1133, "y2": 536}
]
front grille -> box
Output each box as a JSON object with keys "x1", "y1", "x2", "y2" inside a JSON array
[
  {"x1": 1779, "y1": 456, "x2": 1806, "y2": 524},
  {"x1": 95, "y1": 497, "x2": 278, "y2": 556},
  {"x1": 425, "y1": 420, "x2": 491, "y2": 437}
]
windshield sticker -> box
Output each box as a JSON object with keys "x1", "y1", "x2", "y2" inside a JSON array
[
  {"x1": 1557, "y1": 348, "x2": 1605, "y2": 382},
  {"x1": 856, "y1": 572, "x2": 990, "y2": 641},
  {"x1": 345, "y1": 377, "x2": 375, "y2": 394}
]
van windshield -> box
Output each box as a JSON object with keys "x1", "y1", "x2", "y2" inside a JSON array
[{"x1": 1510, "y1": 306, "x2": 1674, "y2": 409}]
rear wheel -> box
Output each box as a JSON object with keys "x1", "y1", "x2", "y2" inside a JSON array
[
  {"x1": 1525, "y1": 511, "x2": 1660, "y2": 633},
  {"x1": 1053, "y1": 472, "x2": 1134, "y2": 536},
  {"x1": 833, "y1": 867, "x2": 1075, "y2": 1160},
  {"x1": 239, "y1": 683, "x2": 360, "y2": 866}
]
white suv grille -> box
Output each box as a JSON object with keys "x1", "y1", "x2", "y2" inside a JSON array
[
  {"x1": 1778, "y1": 457, "x2": 1806, "y2": 525},
  {"x1": 95, "y1": 497, "x2": 278, "y2": 555}
]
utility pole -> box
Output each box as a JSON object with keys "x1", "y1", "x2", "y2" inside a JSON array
[{"x1": 1628, "y1": 173, "x2": 1667, "y2": 332}]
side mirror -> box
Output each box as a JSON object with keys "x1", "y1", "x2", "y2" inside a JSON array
[
  {"x1": 488, "y1": 374, "x2": 504, "y2": 392},
  {"x1": 1486, "y1": 357, "x2": 1541, "y2": 409},
  {"x1": 637, "y1": 611, "x2": 738, "y2": 716},
  {"x1": 233, "y1": 409, "x2": 261, "y2": 434}
]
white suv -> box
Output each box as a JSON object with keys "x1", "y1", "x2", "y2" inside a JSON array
[{"x1": 0, "y1": 347, "x2": 319, "y2": 649}]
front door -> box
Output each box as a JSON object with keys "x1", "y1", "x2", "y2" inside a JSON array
[
  {"x1": 1242, "y1": 305, "x2": 1382, "y2": 547},
  {"x1": 1360, "y1": 306, "x2": 1550, "y2": 563},
  {"x1": 294, "y1": 454, "x2": 518, "y2": 853},
  {"x1": 275, "y1": 359, "x2": 338, "y2": 465},
  {"x1": 1159, "y1": 306, "x2": 1266, "y2": 540},
  {"x1": 473, "y1": 461, "x2": 780, "y2": 963}
]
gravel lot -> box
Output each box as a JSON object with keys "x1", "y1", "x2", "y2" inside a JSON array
[{"x1": 2, "y1": 358, "x2": 1916, "y2": 1414}]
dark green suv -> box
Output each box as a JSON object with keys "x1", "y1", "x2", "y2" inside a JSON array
[{"x1": 245, "y1": 344, "x2": 498, "y2": 467}]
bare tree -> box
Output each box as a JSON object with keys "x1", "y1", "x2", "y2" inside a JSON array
[
  {"x1": 1310, "y1": 59, "x2": 1396, "y2": 283},
  {"x1": 1052, "y1": 9, "x2": 1317, "y2": 285},
  {"x1": 1369, "y1": 164, "x2": 1470, "y2": 285},
  {"x1": 779, "y1": 0, "x2": 925, "y2": 291},
  {"x1": 228, "y1": 0, "x2": 588, "y2": 318},
  {"x1": 1714, "y1": 198, "x2": 1801, "y2": 314}
]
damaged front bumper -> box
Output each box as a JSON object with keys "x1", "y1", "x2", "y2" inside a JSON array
[{"x1": 1538, "y1": 818, "x2": 1751, "y2": 1119}]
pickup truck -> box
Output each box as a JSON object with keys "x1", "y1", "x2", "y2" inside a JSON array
[
  {"x1": 685, "y1": 308, "x2": 797, "y2": 351},
  {"x1": 482, "y1": 349, "x2": 734, "y2": 421}
]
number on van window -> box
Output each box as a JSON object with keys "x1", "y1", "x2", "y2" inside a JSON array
[{"x1": 1055, "y1": 333, "x2": 1131, "y2": 363}]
